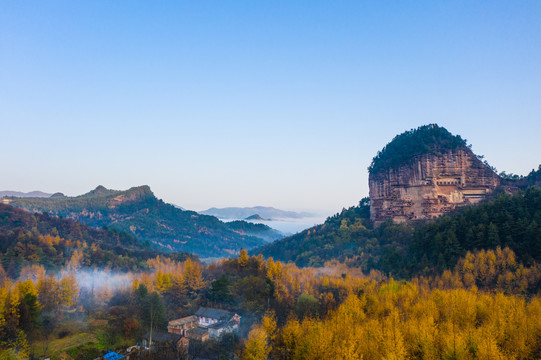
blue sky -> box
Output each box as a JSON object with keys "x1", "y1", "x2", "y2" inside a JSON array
[{"x1": 1, "y1": 1, "x2": 540, "y2": 214}]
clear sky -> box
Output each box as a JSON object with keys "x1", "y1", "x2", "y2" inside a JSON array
[{"x1": 1, "y1": 1, "x2": 540, "y2": 215}]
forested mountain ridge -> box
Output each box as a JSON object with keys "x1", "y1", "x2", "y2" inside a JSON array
[
  {"x1": 0, "y1": 203, "x2": 191, "y2": 277},
  {"x1": 5, "y1": 185, "x2": 265, "y2": 258},
  {"x1": 406, "y1": 186, "x2": 541, "y2": 271},
  {"x1": 254, "y1": 198, "x2": 378, "y2": 267},
  {"x1": 255, "y1": 187, "x2": 541, "y2": 286},
  {"x1": 226, "y1": 220, "x2": 285, "y2": 242},
  {"x1": 501, "y1": 164, "x2": 541, "y2": 188}
]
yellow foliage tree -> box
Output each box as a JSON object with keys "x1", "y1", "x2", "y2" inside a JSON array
[
  {"x1": 184, "y1": 258, "x2": 204, "y2": 296},
  {"x1": 239, "y1": 249, "x2": 249, "y2": 267},
  {"x1": 58, "y1": 273, "x2": 79, "y2": 312},
  {"x1": 243, "y1": 326, "x2": 271, "y2": 360}
]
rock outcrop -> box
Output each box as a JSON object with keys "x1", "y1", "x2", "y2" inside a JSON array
[{"x1": 369, "y1": 126, "x2": 501, "y2": 225}]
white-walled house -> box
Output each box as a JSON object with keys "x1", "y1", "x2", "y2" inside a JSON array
[
  {"x1": 194, "y1": 307, "x2": 241, "y2": 338},
  {"x1": 207, "y1": 320, "x2": 240, "y2": 339}
]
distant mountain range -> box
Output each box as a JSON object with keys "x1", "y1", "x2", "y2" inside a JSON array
[
  {"x1": 200, "y1": 206, "x2": 312, "y2": 220},
  {"x1": 4, "y1": 185, "x2": 284, "y2": 258},
  {"x1": 0, "y1": 190, "x2": 52, "y2": 198}
]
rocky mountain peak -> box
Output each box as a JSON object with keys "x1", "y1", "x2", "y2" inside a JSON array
[{"x1": 369, "y1": 125, "x2": 500, "y2": 225}]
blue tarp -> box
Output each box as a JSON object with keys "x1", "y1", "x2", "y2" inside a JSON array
[{"x1": 103, "y1": 351, "x2": 125, "y2": 360}]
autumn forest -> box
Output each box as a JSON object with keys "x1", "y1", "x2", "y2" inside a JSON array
[{"x1": 1, "y1": 127, "x2": 541, "y2": 359}]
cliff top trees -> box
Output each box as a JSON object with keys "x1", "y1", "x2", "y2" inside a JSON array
[{"x1": 369, "y1": 124, "x2": 467, "y2": 174}]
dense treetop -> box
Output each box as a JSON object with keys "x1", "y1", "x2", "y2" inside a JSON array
[
  {"x1": 369, "y1": 124, "x2": 468, "y2": 174},
  {"x1": 501, "y1": 164, "x2": 541, "y2": 187},
  {"x1": 407, "y1": 186, "x2": 541, "y2": 273}
]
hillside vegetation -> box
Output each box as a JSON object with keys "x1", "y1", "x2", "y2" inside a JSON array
[
  {"x1": 2, "y1": 247, "x2": 540, "y2": 359},
  {"x1": 0, "y1": 203, "x2": 190, "y2": 277},
  {"x1": 226, "y1": 220, "x2": 284, "y2": 242},
  {"x1": 7, "y1": 186, "x2": 266, "y2": 258},
  {"x1": 256, "y1": 188, "x2": 541, "y2": 289}
]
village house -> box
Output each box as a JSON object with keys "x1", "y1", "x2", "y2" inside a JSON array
[
  {"x1": 194, "y1": 307, "x2": 241, "y2": 339},
  {"x1": 194, "y1": 307, "x2": 240, "y2": 328},
  {"x1": 207, "y1": 319, "x2": 240, "y2": 339},
  {"x1": 141, "y1": 331, "x2": 189, "y2": 350},
  {"x1": 185, "y1": 327, "x2": 210, "y2": 342},
  {"x1": 166, "y1": 307, "x2": 241, "y2": 342},
  {"x1": 168, "y1": 315, "x2": 198, "y2": 336}
]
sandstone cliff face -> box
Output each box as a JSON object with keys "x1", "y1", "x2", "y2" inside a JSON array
[{"x1": 369, "y1": 147, "x2": 500, "y2": 224}]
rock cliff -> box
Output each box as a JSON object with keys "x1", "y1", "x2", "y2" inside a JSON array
[{"x1": 369, "y1": 126, "x2": 500, "y2": 225}]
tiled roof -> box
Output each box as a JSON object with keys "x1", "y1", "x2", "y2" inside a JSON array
[
  {"x1": 207, "y1": 320, "x2": 238, "y2": 329},
  {"x1": 143, "y1": 331, "x2": 181, "y2": 343},
  {"x1": 169, "y1": 315, "x2": 197, "y2": 326},
  {"x1": 194, "y1": 307, "x2": 233, "y2": 320},
  {"x1": 187, "y1": 327, "x2": 209, "y2": 336}
]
